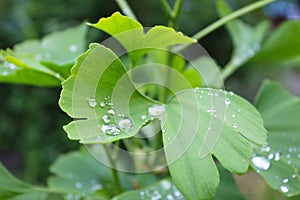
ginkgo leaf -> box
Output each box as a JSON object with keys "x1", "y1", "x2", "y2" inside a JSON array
[
  {"x1": 163, "y1": 88, "x2": 267, "y2": 200},
  {"x1": 88, "y1": 12, "x2": 195, "y2": 64},
  {"x1": 253, "y1": 80, "x2": 300, "y2": 197}
]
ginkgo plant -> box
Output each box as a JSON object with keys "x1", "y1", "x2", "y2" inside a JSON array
[{"x1": 1, "y1": 0, "x2": 300, "y2": 199}]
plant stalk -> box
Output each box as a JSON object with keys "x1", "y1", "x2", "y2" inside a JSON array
[
  {"x1": 192, "y1": 0, "x2": 275, "y2": 41},
  {"x1": 115, "y1": 0, "x2": 138, "y2": 21}
]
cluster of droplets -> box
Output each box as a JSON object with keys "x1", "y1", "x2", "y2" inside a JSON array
[
  {"x1": 139, "y1": 180, "x2": 184, "y2": 200},
  {"x1": 195, "y1": 88, "x2": 240, "y2": 131},
  {"x1": 251, "y1": 144, "x2": 300, "y2": 194},
  {"x1": 86, "y1": 96, "x2": 133, "y2": 137},
  {"x1": 1, "y1": 61, "x2": 19, "y2": 76},
  {"x1": 64, "y1": 180, "x2": 102, "y2": 200}
]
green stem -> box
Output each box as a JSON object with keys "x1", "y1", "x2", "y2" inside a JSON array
[
  {"x1": 103, "y1": 144, "x2": 123, "y2": 194},
  {"x1": 160, "y1": 0, "x2": 173, "y2": 18},
  {"x1": 115, "y1": 0, "x2": 138, "y2": 21},
  {"x1": 169, "y1": 0, "x2": 184, "y2": 28},
  {"x1": 221, "y1": 61, "x2": 238, "y2": 80},
  {"x1": 192, "y1": 0, "x2": 275, "y2": 41}
]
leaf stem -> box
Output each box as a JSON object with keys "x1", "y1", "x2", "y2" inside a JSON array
[
  {"x1": 103, "y1": 144, "x2": 123, "y2": 194},
  {"x1": 169, "y1": 0, "x2": 184, "y2": 28},
  {"x1": 160, "y1": 0, "x2": 173, "y2": 18},
  {"x1": 115, "y1": 0, "x2": 138, "y2": 21},
  {"x1": 192, "y1": 0, "x2": 275, "y2": 41}
]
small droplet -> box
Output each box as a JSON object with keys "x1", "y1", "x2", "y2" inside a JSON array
[
  {"x1": 69, "y1": 44, "x2": 78, "y2": 52},
  {"x1": 280, "y1": 185, "x2": 289, "y2": 193},
  {"x1": 118, "y1": 117, "x2": 133, "y2": 130},
  {"x1": 148, "y1": 105, "x2": 165, "y2": 118},
  {"x1": 162, "y1": 129, "x2": 166, "y2": 133},
  {"x1": 75, "y1": 182, "x2": 82, "y2": 189},
  {"x1": 102, "y1": 114, "x2": 111, "y2": 123},
  {"x1": 232, "y1": 123, "x2": 238, "y2": 129},
  {"x1": 283, "y1": 178, "x2": 289, "y2": 183},
  {"x1": 225, "y1": 98, "x2": 231, "y2": 106},
  {"x1": 252, "y1": 155, "x2": 270, "y2": 170},
  {"x1": 101, "y1": 124, "x2": 120, "y2": 136},
  {"x1": 99, "y1": 101, "x2": 105, "y2": 108},
  {"x1": 237, "y1": 109, "x2": 241, "y2": 113},
  {"x1": 229, "y1": 91, "x2": 234, "y2": 96},
  {"x1": 199, "y1": 95, "x2": 203, "y2": 99},
  {"x1": 261, "y1": 145, "x2": 271, "y2": 152},
  {"x1": 232, "y1": 114, "x2": 236, "y2": 118},
  {"x1": 36, "y1": 54, "x2": 42, "y2": 61},
  {"x1": 274, "y1": 152, "x2": 281, "y2": 161},
  {"x1": 214, "y1": 92, "x2": 219, "y2": 96},
  {"x1": 206, "y1": 107, "x2": 216, "y2": 114},
  {"x1": 96, "y1": 135, "x2": 102, "y2": 142},
  {"x1": 8, "y1": 63, "x2": 17, "y2": 70},
  {"x1": 141, "y1": 115, "x2": 147, "y2": 120},
  {"x1": 107, "y1": 108, "x2": 116, "y2": 116},
  {"x1": 286, "y1": 154, "x2": 291, "y2": 158},
  {"x1": 268, "y1": 153, "x2": 274, "y2": 160},
  {"x1": 87, "y1": 97, "x2": 97, "y2": 107},
  {"x1": 292, "y1": 174, "x2": 297, "y2": 178},
  {"x1": 161, "y1": 180, "x2": 171, "y2": 190}
]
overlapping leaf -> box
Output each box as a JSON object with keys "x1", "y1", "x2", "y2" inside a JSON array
[
  {"x1": 163, "y1": 88, "x2": 267, "y2": 199},
  {"x1": 217, "y1": 0, "x2": 269, "y2": 77},
  {"x1": 253, "y1": 80, "x2": 300, "y2": 197},
  {"x1": 0, "y1": 23, "x2": 87, "y2": 86}
]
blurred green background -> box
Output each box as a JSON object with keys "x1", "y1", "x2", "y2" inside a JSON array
[{"x1": 0, "y1": 1, "x2": 299, "y2": 199}]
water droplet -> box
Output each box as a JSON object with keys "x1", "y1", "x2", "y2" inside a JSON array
[
  {"x1": 107, "y1": 108, "x2": 116, "y2": 116},
  {"x1": 75, "y1": 182, "x2": 82, "y2": 189},
  {"x1": 161, "y1": 180, "x2": 171, "y2": 190},
  {"x1": 225, "y1": 98, "x2": 231, "y2": 106},
  {"x1": 237, "y1": 109, "x2": 241, "y2": 113},
  {"x1": 261, "y1": 145, "x2": 271, "y2": 152},
  {"x1": 274, "y1": 152, "x2": 281, "y2": 161},
  {"x1": 229, "y1": 91, "x2": 234, "y2": 96},
  {"x1": 162, "y1": 129, "x2": 166, "y2": 133},
  {"x1": 148, "y1": 105, "x2": 165, "y2": 118},
  {"x1": 283, "y1": 178, "x2": 289, "y2": 183},
  {"x1": 101, "y1": 124, "x2": 120, "y2": 135},
  {"x1": 232, "y1": 123, "x2": 238, "y2": 129},
  {"x1": 96, "y1": 135, "x2": 102, "y2": 142},
  {"x1": 206, "y1": 107, "x2": 216, "y2": 114},
  {"x1": 141, "y1": 115, "x2": 147, "y2": 120},
  {"x1": 268, "y1": 153, "x2": 274, "y2": 160},
  {"x1": 55, "y1": 73, "x2": 61, "y2": 79},
  {"x1": 69, "y1": 44, "x2": 78, "y2": 52},
  {"x1": 292, "y1": 174, "x2": 297, "y2": 178},
  {"x1": 248, "y1": 49, "x2": 255, "y2": 57},
  {"x1": 199, "y1": 95, "x2": 203, "y2": 99},
  {"x1": 232, "y1": 114, "x2": 236, "y2": 118},
  {"x1": 87, "y1": 97, "x2": 97, "y2": 107},
  {"x1": 207, "y1": 91, "x2": 213, "y2": 96},
  {"x1": 118, "y1": 117, "x2": 133, "y2": 131},
  {"x1": 280, "y1": 185, "x2": 289, "y2": 193},
  {"x1": 102, "y1": 114, "x2": 111, "y2": 123},
  {"x1": 214, "y1": 92, "x2": 219, "y2": 96},
  {"x1": 286, "y1": 154, "x2": 291, "y2": 158},
  {"x1": 252, "y1": 155, "x2": 270, "y2": 170},
  {"x1": 99, "y1": 101, "x2": 105, "y2": 108}
]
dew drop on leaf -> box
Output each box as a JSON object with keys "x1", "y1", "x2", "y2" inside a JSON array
[
  {"x1": 75, "y1": 182, "x2": 82, "y2": 189},
  {"x1": 118, "y1": 117, "x2": 133, "y2": 130},
  {"x1": 87, "y1": 97, "x2": 97, "y2": 107},
  {"x1": 101, "y1": 124, "x2": 120, "y2": 135},
  {"x1": 252, "y1": 155, "x2": 271, "y2": 170},
  {"x1": 283, "y1": 178, "x2": 289, "y2": 183},
  {"x1": 225, "y1": 98, "x2": 231, "y2": 106},
  {"x1": 99, "y1": 101, "x2": 105, "y2": 108},
  {"x1": 102, "y1": 114, "x2": 111, "y2": 124},
  {"x1": 274, "y1": 152, "x2": 281, "y2": 161},
  {"x1": 107, "y1": 108, "x2": 116, "y2": 116},
  {"x1": 280, "y1": 185, "x2": 289, "y2": 193},
  {"x1": 148, "y1": 105, "x2": 165, "y2": 118},
  {"x1": 69, "y1": 44, "x2": 78, "y2": 52}
]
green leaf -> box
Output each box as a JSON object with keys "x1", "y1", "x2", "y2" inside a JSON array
[
  {"x1": 163, "y1": 88, "x2": 267, "y2": 200},
  {"x1": 112, "y1": 179, "x2": 185, "y2": 200},
  {"x1": 0, "y1": 163, "x2": 31, "y2": 193},
  {"x1": 89, "y1": 12, "x2": 195, "y2": 64},
  {"x1": 253, "y1": 80, "x2": 300, "y2": 197},
  {"x1": 215, "y1": 165, "x2": 245, "y2": 200},
  {"x1": 0, "y1": 23, "x2": 87, "y2": 86},
  {"x1": 48, "y1": 150, "x2": 111, "y2": 195},
  {"x1": 7, "y1": 192, "x2": 47, "y2": 200},
  {"x1": 252, "y1": 21, "x2": 300, "y2": 64},
  {"x1": 59, "y1": 43, "x2": 156, "y2": 143},
  {"x1": 217, "y1": 0, "x2": 269, "y2": 76}
]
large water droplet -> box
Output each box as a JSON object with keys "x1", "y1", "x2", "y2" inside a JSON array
[
  {"x1": 107, "y1": 108, "x2": 116, "y2": 116},
  {"x1": 101, "y1": 124, "x2": 120, "y2": 135},
  {"x1": 280, "y1": 185, "x2": 289, "y2": 193},
  {"x1": 292, "y1": 174, "x2": 297, "y2": 178},
  {"x1": 102, "y1": 114, "x2": 111, "y2": 123},
  {"x1": 148, "y1": 105, "x2": 165, "y2": 118},
  {"x1": 118, "y1": 117, "x2": 133, "y2": 131},
  {"x1": 87, "y1": 97, "x2": 97, "y2": 107},
  {"x1": 252, "y1": 156, "x2": 270, "y2": 170}
]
